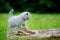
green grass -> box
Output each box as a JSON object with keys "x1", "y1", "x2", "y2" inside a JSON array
[
  {"x1": 27, "y1": 14, "x2": 60, "y2": 30},
  {"x1": 0, "y1": 13, "x2": 60, "y2": 40}
]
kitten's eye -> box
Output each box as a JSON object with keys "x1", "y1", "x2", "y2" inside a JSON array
[{"x1": 26, "y1": 13, "x2": 28, "y2": 15}]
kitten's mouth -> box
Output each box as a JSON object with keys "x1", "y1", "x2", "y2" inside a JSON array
[{"x1": 23, "y1": 18, "x2": 29, "y2": 21}]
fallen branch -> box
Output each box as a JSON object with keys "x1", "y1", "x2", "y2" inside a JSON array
[{"x1": 7, "y1": 29, "x2": 60, "y2": 39}]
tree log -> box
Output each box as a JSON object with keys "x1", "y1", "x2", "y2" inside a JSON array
[{"x1": 7, "y1": 29, "x2": 60, "y2": 40}]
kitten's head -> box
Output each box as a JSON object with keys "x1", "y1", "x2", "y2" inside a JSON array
[{"x1": 22, "y1": 12, "x2": 31, "y2": 21}]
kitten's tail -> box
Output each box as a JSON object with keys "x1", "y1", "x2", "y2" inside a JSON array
[{"x1": 9, "y1": 9, "x2": 14, "y2": 18}]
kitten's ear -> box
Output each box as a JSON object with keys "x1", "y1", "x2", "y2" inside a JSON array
[{"x1": 26, "y1": 13, "x2": 28, "y2": 15}]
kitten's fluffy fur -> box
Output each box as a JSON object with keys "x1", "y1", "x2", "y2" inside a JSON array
[{"x1": 8, "y1": 9, "x2": 31, "y2": 30}]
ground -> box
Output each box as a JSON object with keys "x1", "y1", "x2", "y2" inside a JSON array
[{"x1": 0, "y1": 13, "x2": 60, "y2": 40}]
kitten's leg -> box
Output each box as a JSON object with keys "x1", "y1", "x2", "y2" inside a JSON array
[
  {"x1": 17, "y1": 25, "x2": 22, "y2": 30},
  {"x1": 22, "y1": 22, "x2": 35, "y2": 34},
  {"x1": 8, "y1": 24, "x2": 15, "y2": 31},
  {"x1": 22, "y1": 22, "x2": 29, "y2": 30}
]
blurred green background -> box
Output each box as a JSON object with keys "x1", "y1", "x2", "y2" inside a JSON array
[
  {"x1": 0, "y1": 0, "x2": 60, "y2": 40},
  {"x1": 0, "y1": 0, "x2": 60, "y2": 13}
]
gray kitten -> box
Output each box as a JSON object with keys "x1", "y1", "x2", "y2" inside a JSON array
[{"x1": 8, "y1": 9, "x2": 31, "y2": 30}]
